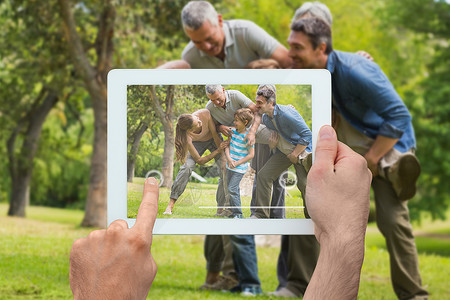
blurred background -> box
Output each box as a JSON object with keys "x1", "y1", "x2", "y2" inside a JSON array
[{"x1": 0, "y1": 0, "x2": 449, "y2": 299}]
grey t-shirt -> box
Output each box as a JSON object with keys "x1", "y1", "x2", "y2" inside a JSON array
[
  {"x1": 182, "y1": 20, "x2": 280, "y2": 69},
  {"x1": 206, "y1": 90, "x2": 253, "y2": 126}
]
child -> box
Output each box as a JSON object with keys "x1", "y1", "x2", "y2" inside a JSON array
[{"x1": 224, "y1": 108, "x2": 255, "y2": 218}]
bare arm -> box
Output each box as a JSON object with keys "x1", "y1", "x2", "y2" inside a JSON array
[
  {"x1": 245, "y1": 103, "x2": 262, "y2": 146},
  {"x1": 187, "y1": 139, "x2": 222, "y2": 166},
  {"x1": 270, "y1": 45, "x2": 293, "y2": 69},
  {"x1": 156, "y1": 60, "x2": 191, "y2": 69},
  {"x1": 364, "y1": 135, "x2": 398, "y2": 176},
  {"x1": 304, "y1": 126, "x2": 371, "y2": 300},
  {"x1": 208, "y1": 115, "x2": 222, "y2": 148}
]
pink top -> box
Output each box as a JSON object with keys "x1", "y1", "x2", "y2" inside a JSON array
[{"x1": 189, "y1": 109, "x2": 214, "y2": 142}]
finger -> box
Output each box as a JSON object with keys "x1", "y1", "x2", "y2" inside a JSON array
[
  {"x1": 107, "y1": 219, "x2": 128, "y2": 233},
  {"x1": 334, "y1": 141, "x2": 363, "y2": 167},
  {"x1": 312, "y1": 125, "x2": 338, "y2": 174},
  {"x1": 133, "y1": 177, "x2": 159, "y2": 236}
]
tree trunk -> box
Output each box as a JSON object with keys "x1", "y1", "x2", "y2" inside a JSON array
[
  {"x1": 127, "y1": 121, "x2": 148, "y2": 182},
  {"x1": 7, "y1": 89, "x2": 58, "y2": 217},
  {"x1": 161, "y1": 122, "x2": 174, "y2": 187},
  {"x1": 59, "y1": 0, "x2": 114, "y2": 227},
  {"x1": 149, "y1": 85, "x2": 175, "y2": 188},
  {"x1": 81, "y1": 94, "x2": 107, "y2": 227}
]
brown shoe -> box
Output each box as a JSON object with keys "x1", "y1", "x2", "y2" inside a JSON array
[
  {"x1": 213, "y1": 208, "x2": 224, "y2": 217},
  {"x1": 217, "y1": 209, "x2": 233, "y2": 218},
  {"x1": 210, "y1": 275, "x2": 239, "y2": 291},
  {"x1": 388, "y1": 153, "x2": 421, "y2": 200}
]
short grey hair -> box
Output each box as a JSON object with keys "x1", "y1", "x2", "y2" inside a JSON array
[
  {"x1": 205, "y1": 84, "x2": 223, "y2": 95},
  {"x1": 181, "y1": 1, "x2": 219, "y2": 31},
  {"x1": 256, "y1": 84, "x2": 277, "y2": 105},
  {"x1": 291, "y1": 2, "x2": 333, "y2": 26}
]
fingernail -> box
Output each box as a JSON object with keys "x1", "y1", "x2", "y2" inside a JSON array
[
  {"x1": 147, "y1": 177, "x2": 158, "y2": 185},
  {"x1": 319, "y1": 126, "x2": 334, "y2": 140}
]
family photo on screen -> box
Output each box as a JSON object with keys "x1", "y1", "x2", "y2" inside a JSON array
[{"x1": 127, "y1": 84, "x2": 312, "y2": 220}]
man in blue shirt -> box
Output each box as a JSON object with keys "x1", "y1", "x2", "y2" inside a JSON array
[
  {"x1": 252, "y1": 85, "x2": 314, "y2": 219},
  {"x1": 285, "y1": 17, "x2": 427, "y2": 299}
]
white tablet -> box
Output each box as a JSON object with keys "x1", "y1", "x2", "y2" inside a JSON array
[{"x1": 107, "y1": 69, "x2": 331, "y2": 234}]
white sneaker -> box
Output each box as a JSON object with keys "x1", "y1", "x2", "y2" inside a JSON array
[{"x1": 268, "y1": 287, "x2": 299, "y2": 298}]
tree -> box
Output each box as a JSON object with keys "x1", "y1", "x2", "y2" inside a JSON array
[
  {"x1": 0, "y1": 1, "x2": 72, "y2": 216},
  {"x1": 127, "y1": 85, "x2": 157, "y2": 182},
  {"x1": 149, "y1": 85, "x2": 176, "y2": 187},
  {"x1": 57, "y1": 0, "x2": 114, "y2": 227},
  {"x1": 6, "y1": 88, "x2": 59, "y2": 216},
  {"x1": 382, "y1": 0, "x2": 450, "y2": 220}
]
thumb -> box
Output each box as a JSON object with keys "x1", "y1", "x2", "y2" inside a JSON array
[{"x1": 312, "y1": 125, "x2": 338, "y2": 174}]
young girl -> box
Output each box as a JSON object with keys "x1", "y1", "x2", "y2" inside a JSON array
[
  {"x1": 164, "y1": 109, "x2": 227, "y2": 215},
  {"x1": 224, "y1": 108, "x2": 255, "y2": 218}
]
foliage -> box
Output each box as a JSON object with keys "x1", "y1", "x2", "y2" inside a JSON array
[
  {"x1": 127, "y1": 85, "x2": 206, "y2": 181},
  {"x1": 0, "y1": 0, "x2": 88, "y2": 212},
  {"x1": 380, "y1": 0, "x2": 450, "y2": 220},
  {"x1": 0, "y1": 0, "x2": 448, "y2": 219},
  {"x1": 31, "y1": 107, "x2": 93, "y2": 209}
]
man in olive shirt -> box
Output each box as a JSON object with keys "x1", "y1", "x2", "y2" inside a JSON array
[
  {"x1": 159, "y1": 1, "x2": 294, "y2": 292},
  {"x1": 158, "y1": 1, "x2": 291, "y2": 69}
]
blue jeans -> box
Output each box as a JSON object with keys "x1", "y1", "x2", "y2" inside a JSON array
[
  {"x1": 226, "y1": 169, "x2": 244, "y2": 217},
  {"x1": 230, "y1": 235, "x2": 261, "y2": 291}
]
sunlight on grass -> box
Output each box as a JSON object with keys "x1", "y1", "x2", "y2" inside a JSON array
[
  {"x1": 0, "y1": 203, "x2": 449, "y2": 299},
  {"x1": 127, "y1": 177, "x2": 306, "y2": 219}
]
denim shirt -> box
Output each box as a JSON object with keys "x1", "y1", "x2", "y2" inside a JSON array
[
  {"x1": 327, "y1": 51, "x2": 416, "y2": 152},
  {"x1": 262, "y1": 104, "x2": 312, "y2": 152}
]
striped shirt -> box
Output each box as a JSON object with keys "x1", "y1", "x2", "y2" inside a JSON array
[{"x1": 227, "y1": 128, "x2": 254, "y2": 174}]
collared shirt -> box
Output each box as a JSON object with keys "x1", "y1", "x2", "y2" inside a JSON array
[
  {"x1": 182, "y1": 20, "x2": 280, "y2": 69},
  {"x1": 327, "y1": 50, "x2": 416, "y2": 152},
  {"x1": 227, "y1": 128, "x2": 254, "y2": 174},
  {"x1": 206, "y1": 90, "x2": 253, "y2": 126},
  {"x1": 262, "y1": 104, "x2": 312, "y2": 152}
]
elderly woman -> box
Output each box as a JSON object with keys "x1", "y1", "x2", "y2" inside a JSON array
[{"x1": 164, "y1": 109, "x2": 227, "y2": 215}]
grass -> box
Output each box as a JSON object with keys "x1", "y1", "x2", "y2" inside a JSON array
[
  {"x1": 1, "y1": 202, "x2": 450, "y2": 299},
  {"x1": 128, "y1": 175, "x2": 306, "y2": 219}
]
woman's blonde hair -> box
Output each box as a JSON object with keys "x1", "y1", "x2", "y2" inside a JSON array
[{"x1": 175, "y1": 114, "x2": 194, "y2": 163}]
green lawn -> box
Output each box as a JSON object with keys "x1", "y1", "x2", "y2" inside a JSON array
[
  {"x1": 1, "y1": 203, "x2": 449, "y2": 299},
  {"x1": 128, "y1": 175, "x2": 306, "y2": 219}
]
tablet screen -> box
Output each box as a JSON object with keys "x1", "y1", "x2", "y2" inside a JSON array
[
  {"x1": 126, "y1": 84, "x2": 311, "y2": 220},
  {"x1": 108, "y1": 69, "x2": 330, "y2": 234}
]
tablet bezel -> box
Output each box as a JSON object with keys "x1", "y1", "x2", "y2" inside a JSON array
[{"x1": 107, "y1": 69, "x2": 331, "y2": 234}]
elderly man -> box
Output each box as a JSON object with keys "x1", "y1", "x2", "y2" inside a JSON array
[
  {"x1": 286, "y1": 17, "x2": 428, "y2": 300},
  {"x1": 181, "y1": 1, "x2": 291, "y2": 68},
  {"x1": 160, "y1": 1, "x2": 293, "y2": 292},
  {"x1": 158, "y1": 1, "x2": 291, "y2": 69}
]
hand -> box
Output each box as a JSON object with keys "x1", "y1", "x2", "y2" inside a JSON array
[
  {"x1": 219, "y1": 141, "x2": 228, "y2": 150},
  {"x1": 228, "y1": 160, "x2": 236, "y2": 168},
  {"x1": 245, "y1": 132, "x2": 256, "y2": 146},
  {"x1": 364, "y1": 152, "x2": 379, "y2": 177},
  {"x1": 306, "y1": 126, "x2": 371, "y2": 244},
  {"x1": 268, "y1": 130, "x2": 279, "y2": 150},
  {"x1": 219, "y1": 125, "x2": 233, "y2": 137},
  {"x1": 287, "y1": 152, "x2": 299, "y2": 164},
  {"x1": 303, "y1": 125, "x2": 371, "y2": 300},
  {"x1": 356, "y1": 50, "x2": 374, "y2": 62},
  {"x1": 287, "y1": 104, "x2": 295, "y2": 109},
  {"x1": 69, "y1": 177, "x2": 159, "y2": 299}
]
